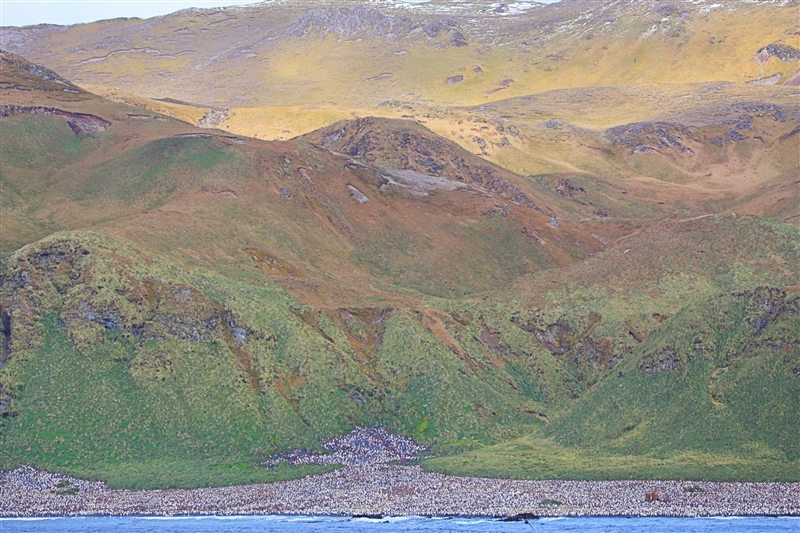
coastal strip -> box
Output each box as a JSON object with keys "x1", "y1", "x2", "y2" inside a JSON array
[{"x1": 1, "y1": 465, "x2": 798, "y2": 518}]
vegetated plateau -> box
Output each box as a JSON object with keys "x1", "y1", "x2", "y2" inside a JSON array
[{"x1": 0, "y1": 0, "x2": 798, "y2": 490}]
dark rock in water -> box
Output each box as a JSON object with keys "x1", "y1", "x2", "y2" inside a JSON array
[
  {"x1": 502, "y1": 512, "x2": 540, "y2": 521},
  {"x1": 352, "y1": 514, "x2": 383, "y2": 519}
]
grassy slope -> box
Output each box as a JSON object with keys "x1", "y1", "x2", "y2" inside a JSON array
[
  {"x1": 0, "y1": 232, "x2": 550, "y2": 487},
  {"x1": 424, "y1": 290, "x2": 800, "y2": 482},
  {"x1": 1, "y1": 108, "x2": 798, "y2": 486},
  {"x1": 424, "y1": 217, "x2": 800, "y2": 481},
  {"x1": 4, "y1": 1, "x2": 797, "y2": 108},
  {"x1": 5, "y1": 216, "x2": 796, "y2": 486},
  {"x1": 0, "y1": 45, "x2": 798, "y2": 485},
  {"x1": 103, "y1": 82, "x2": 799, "y2": 225},
  {"x1": 1, "y1": 113, "x2": 595, "y2": 304},
  {"x1": 2, "y1": 110, "x2": 797, "y2": 485}
]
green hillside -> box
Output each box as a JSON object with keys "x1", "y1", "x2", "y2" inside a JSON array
[
  {"x1": 2, "y1": 215, "x2": 797, "y2": 487},
  {"x1": 0, "y1": 232, "x2": 549, "y2": 487},
  {"x1": 426, "y1": 286, "x2": 800, "y2": 482},
  {"x1": 0, "y1": 19, "x2": 798, "y2": 490}
]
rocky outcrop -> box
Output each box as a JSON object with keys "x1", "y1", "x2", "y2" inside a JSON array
[
  {"x1": 554, "y1": 178, "x2": 585, "y2": 198},
  {"x1": 0, "y1": 106, "x2": 110, "y2": 134},
  {"x1": 197, "y1": 109, "x2": 228, "y2": 129},
  {"x1": 606, "y1": 121, "x2": 696, "y2": 155},
  {"x1": 605, "y1": 101, "x2": 791, "y2": 153},
  {"x1": 0, "y1": 236, "x2": 269, "y2": 357},
  {"x1": 287, "y1": 6, "x2": 467, "y2": 47},
  {"x1": 638, "y1": 347, "x2": 685, "y2": 375},
  {"x1": 0, "y1": 51, "x2": 85, "y2": 95},
  {"x1": 289, "y1": 7, "x2": 395, "y2": 38},
  {"x1": 746, "y1": 286, "x2": 797, "y2": 332},
  {"x1": 637, "y1": 288, "x2": 799, "y2": 375},
  {"x1": 306, "y1": 117, "x2": 543, "y2": 211},
  {"x1": 756, "y1": 43, "x2": 800, "y2": 63},
  {"x1": 0, "y1": 234, "x2": 281, "y2": 407}
]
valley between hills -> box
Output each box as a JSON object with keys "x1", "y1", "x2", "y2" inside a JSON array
[{"x1": 0, "y1": 0, "x2": 798, "y2": 491}]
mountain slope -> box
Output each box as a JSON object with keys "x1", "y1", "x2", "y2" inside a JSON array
[
  {"x1": 0, "y1": 53, "x2": 582, "y2": 486},
  {"x1": 0, "y1": 24, "x2": 798, "y2": 489},
  {"x1": 426, "y1": 286, "x2": 800, "y2": 481},
  {"x1": 1, "y1": 0, "x2": 797, "y2": 108},
  {"x1": 0, "y1": 232, "x2": 571, "y2": 487}
]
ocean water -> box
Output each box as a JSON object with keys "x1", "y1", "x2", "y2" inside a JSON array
[{"x1": 1, "y1": 515, "x2": 798, "y2": 532}]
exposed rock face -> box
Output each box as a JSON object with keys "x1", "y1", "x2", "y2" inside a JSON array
[
  {"x1": 450, "y1": 30, "x2": 468, "y2": 47},
  {"x1": 0, "y1": 51, "x2": 85, "y2": 95},
  {"x1": 534, "y1": 320, "x2": 577, "y2": 355},
  {"x1": 746, "y1": 286, "x2": 796, "y2": 332},
  {"x1": 569, "y1": 337, "x2": 617, "y2": 369},
  {"x1": 606, "y1": 121, "x2": 696, "y2": 155},
  {"x1": 0, "y1": 106, "x2": 110, "y2": 134},
  {"x1": 638, "y1": 288, "x2": 799, "y2": 376},
  {"x1": 307, "y1": 117, "x2": 543, "y2": 211},
  {"x1": 639, "y1": 348, "x2": 684, "y2": 375},
  {"x1": 554, "y1": 178, "x2": 585, "y2": 198},
  {"x1": 0, "y1": 236, "x2": 254, "y2": 357},
  {"x1": 286, "y1": 6, "x2": 467, "y2": 47},
  {"x1": 757, "y1": 43, "x2": 800, "y2": 63},
  {"x1": 786, "y1": 69, "x2": 800, "y2": 87},
  {"x1": 605, "y1": 101, "x2": 791, "y2": 153},
  {"x1": 197, "y1": 109, "x2": 228, "y2": 128},
  {"x1": 289, "y1": 7, "x2": 395, "y2": 38},
  {"x1": 0, "y1": 235, "x2": 278, "y2": 411},
  {"x1": 142, "y1": 286, "x2": 222, "y2": 343},
  {"x1": 1, "y1": 51, "x2": 62, "y2": 80},
  {"x1": 347, "y1": 184, "x2": 369, "y2": 203},
  {"x1": 748, "y1": 73, "x2": 782, "y2": 85}
]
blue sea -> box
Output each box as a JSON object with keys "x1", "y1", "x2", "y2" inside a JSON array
[{"x1": 1, "y1": 515, "x2": 798, "y2": 532}]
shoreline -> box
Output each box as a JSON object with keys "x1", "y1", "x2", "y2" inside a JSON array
[
  {"x1": 2, "y1": 465, "x2": 799, "y2": 519},
  {"x1": 2, "y1": 513, "x2": 799, "y2": 520}
]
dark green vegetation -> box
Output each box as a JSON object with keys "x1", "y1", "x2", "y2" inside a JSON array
[
  {"x1": 427, "y1": 287, "x2": 800, "y2": 482},
  {"x1": 0, "y1": 47, "x2": 798, "y2": 488},
  {"x1": 0, "y1": 232, "x2": 549, "y2": 487},
  {"x1": 2, "y1": 220, "x2": 797, "y2": 485}
]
